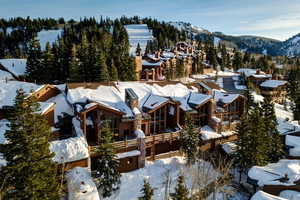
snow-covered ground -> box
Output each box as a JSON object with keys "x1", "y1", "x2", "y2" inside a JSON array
[
  {"x1": 66, "y1": 167, "x2": 100, "y2": 200},
  {"x1": 0, "y1": 59, "x2": 27, "y2": 77},
  {"x1": 37, "y1": 29, "x2": 63, "y2": 50},
  {"x1": 106, "y1": 156, "x2": 220, "y2": 200},
  {"x1": 124, "y1": 24, "x2": 154, "y2": 56}
]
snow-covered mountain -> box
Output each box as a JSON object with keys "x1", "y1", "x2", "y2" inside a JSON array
[
  {"x1": 279, "y1": 34, "x2": 300, "y2": 57},
  {"x1": 169, "y1": 21, "x2": 210, "y2": 35},
  {"x1": 170, "y1": 21, "x2": 300, "y2": 57}
]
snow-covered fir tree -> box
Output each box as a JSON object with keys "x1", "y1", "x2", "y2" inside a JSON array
[
  {"x1": 139, "y1": 179, "x2": 154, "y2": 200},
  {"x1": 0, "y1": 89, "x2": 60, "y2": 199},
  {"x1": 93, "y1": 121, "x2": 121, "y2": 198}
]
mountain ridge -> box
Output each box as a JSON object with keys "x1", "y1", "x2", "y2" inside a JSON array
[{"x1": 169, "y1": 21, "x2": 300, "y2": 57}]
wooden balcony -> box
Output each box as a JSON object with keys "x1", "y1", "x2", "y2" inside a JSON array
[
  {"x1": 145, "y1": 131, "x2": 181, "y2": 146},
  {"x1": 89, "y1": 130, "x2": 181, "y2": 157},
  {"x1": 89, "y1": 139, "x2": 139, "y2": 157}
]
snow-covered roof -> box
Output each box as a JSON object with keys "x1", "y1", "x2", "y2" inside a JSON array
[
  {"x1": 200, "y1": 125, "x2": 234, "y2": 141},
  {"x1": 125, "y1": 24, "x2": 154, "y2": 56},
  {"x1": 161, "y1": 51, "x2": 175, "y2": 58},
  {"x1": 37, "y1": 29, "x2": 63, "y2": 50},
  {"x1": 143, "y1": 94, "x2": 169, "y2": 110},
  {"x1": 0, "y1": 81, "x2": 42, "y2": 108},
  {"x1": 286, "y1": 135, "x2": 300, "y2": 157},
  {"x1": 221, "y1": 142, "x2": 237, "y2": 155},
  {"x1": 142, "y1": 60, "x2": 164, "y2": 67},
  {"x1": 213, "y1": 90, "x2": 241, "y2": 105},
  {"x1": 188, "y1": 93, "x2": 211, "y2": 107},
  {"x1": 280, "y1": 190, "x2": 300, "y2": 200},
  {"x1": 0, "y1": 59, "x2": 27, "y2": 77},
  {"x1": 116, "y1": 150, "x2": 141, "y2": 159},
  {"x1": 260, "y1": 80, "x2": 287, "y2": 88},
  {"x1": 237, "y1": 68, "x2": 272, "y2": 79},
  {"x1": 251, "y1": 191, "x2": 287, "y2": 200},
  {"x1": 39, "y1": 102, "x2": 55, "y2": 114},
  {"x1": 67, "y1": 85, "x2": 134, "y2": 118},
  {"x1": 66, "y1": 167, "x2": 100, "y2": 200},
  {"x1": 46, "y1": 93, "x2": 73, "y2": 123},
  {"x1": 248, "y1": 159, "x2": 300, "y2": 187},
  {"x1": 49, "y1": 118, "x2": 89, "y2": 164}
]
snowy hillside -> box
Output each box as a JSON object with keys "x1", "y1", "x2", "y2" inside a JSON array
[
  {"x1": 125, "y1": 24, "x2": 154, "y2": 56},
  {"x1": 0, "y1": 59, "x2": 27, "y2": 77},
  {"x1": 169, "y1": 21, "x2": 210, "y2": 36},
  {"x1": 280, "y1": 34, "x2": 300, "y2": 57},
  {"x1": 37, "y1": 29, "x2": 63, "y2": 50}
]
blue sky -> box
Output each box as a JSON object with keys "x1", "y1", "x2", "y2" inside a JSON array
[{"x1": 1, "y1": 0, "x2": 300, "y2": 41}]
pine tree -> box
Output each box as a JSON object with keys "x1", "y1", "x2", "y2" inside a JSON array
[
  {"x1": 170, "y1": 175, "x2": 190, "y2": 200},
  {"x1": 93, "y1": 121, "x2": 121, "y2": 198},
  {"x1": 42, "y1": 42, "x2": 55, "y2": 83},
  {"x1": 220, "y1": 44, "x2": 227, "y2": 71},
  {"x1": 139, "y1": 179, "x2": 154, "y2": 200},
  {"x1": 109, "y1": 59, "x2": 118, "y2": 81},
  {"x1": 234, "y1": 115, "x2": 251, "y2": 170},
  {"x1": 25, "y1": 37, "x2": 43, "y2": 82},
  {"x1": 0, "y1": 89, "x2": 60, "y2": 199},
  {"x1": 181, "y1": 114, "x2": 199, "y2": 166},
  {"x1": 234, "y1": 106, "x2": 270, "y2": 169},
  {"x1": 232, "y1": 51, "x2": 243, "y2": 70},
  {"x1": 69, "y1": 45, "x2": 81, "y2": 82},
  {"x1": 96, "y1": 50, "x2": 109, "y2": 82},
  {"x1": 287, "y1": 67, "x2": 300, "y2": 121},
  {"x1": 261, "y1": 97, "x2": 284, "y2": 162},
  {"x1": 176, "y1": 58, "x2": 185, "y2": 78},
  {"x1": 243, "y1": 89, "x2": 255, "y2": 113}
]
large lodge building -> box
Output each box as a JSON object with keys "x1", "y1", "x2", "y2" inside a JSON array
[{"x1": 1, "y1": 79, "x2": 245, "y2": 173}]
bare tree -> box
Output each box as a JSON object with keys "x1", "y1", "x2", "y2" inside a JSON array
[{"x1": 190, "y1": 151, "x2": 233, "y2": 200}]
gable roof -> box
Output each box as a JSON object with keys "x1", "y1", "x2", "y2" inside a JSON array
[
  {"x1": 198, "y1": 80, "x2": 223, "y2": 91},
  {"x1": 260, "y1": 80, "x2": 287, "y2": 88}
]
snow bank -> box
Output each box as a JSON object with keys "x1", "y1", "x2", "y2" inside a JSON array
[
  {"x1": 251, "y1": 191, "x2": 287, "y2": 200},
  {"x1": 49, "y1": 118, "x2": 89, "y2": 164},
  {"x1": 37, "y1": 29, "x2": 62, "y2": 50},
  {"x1": 106, "y1": 156, "x2": 218, "y2": 200},
  {"x1": 66, "y1": 167, "x2": 100, "y2": 200},
  {"x1": 280, "y1": 190, "x2": 300, "y2": 200},
  {"x1": 248, "y1": 159, "x2": 300, "y2": 187},
  {"x1": 0, "y1": 59, "x2": 27, "y2": 77}
]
